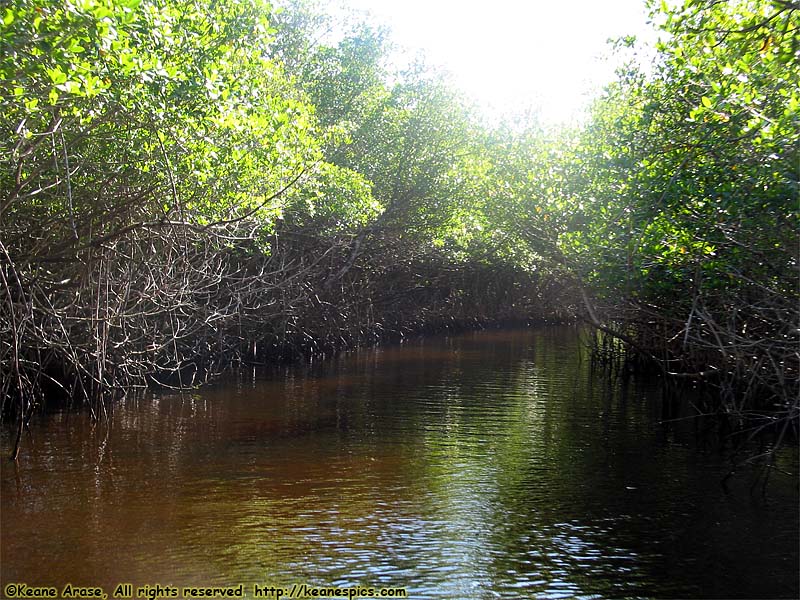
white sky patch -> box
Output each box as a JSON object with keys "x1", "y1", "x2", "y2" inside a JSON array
[{"x1": 339, "y1": 0, "x2": 656, "y2": 124}]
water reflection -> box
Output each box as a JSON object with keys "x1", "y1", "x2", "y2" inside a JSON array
[{"x1": 1, "y1": 327, "x2": 797, "y2": 599}]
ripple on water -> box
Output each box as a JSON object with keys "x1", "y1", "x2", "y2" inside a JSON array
[{"x1": 1, "y1": 327, "x2": 797, "y2": 599}]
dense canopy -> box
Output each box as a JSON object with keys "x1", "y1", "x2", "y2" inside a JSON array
[{"x1": 1, "y1": 0, "x2": 797, "y2": 457}]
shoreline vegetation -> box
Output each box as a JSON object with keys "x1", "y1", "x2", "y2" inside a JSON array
[{"x1": 1, "y1": 0, "x2": 797, "y2": 460}]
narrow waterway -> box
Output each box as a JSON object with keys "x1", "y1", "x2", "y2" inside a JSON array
[{"x1": 1, "y1": 327, "x2": 797, "y2": 599}]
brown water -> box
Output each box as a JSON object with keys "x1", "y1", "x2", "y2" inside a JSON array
[{"x1": 1, "y1": 327, "x2": 798, "y2": 599}]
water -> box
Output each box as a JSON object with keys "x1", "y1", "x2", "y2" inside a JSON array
[{"x1": 1, "y1": 327, "x2": 797, "y2": 599}]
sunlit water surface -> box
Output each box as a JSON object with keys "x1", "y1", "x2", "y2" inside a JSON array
[{"x1": 2, "y1": 327, "x2": 797, "y2": 599}]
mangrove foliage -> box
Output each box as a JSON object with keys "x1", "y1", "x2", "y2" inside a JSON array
[{"x1": 1, "y1": 0, "x2": 797, "y2": 458}]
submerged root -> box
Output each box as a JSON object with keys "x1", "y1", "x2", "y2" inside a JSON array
[{"x1": 0, "y1": 219, "x2": 556, "y2": 459}]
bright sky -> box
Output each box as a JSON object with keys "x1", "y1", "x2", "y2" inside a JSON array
[{"x1": 341, "y1": 0, "x2": 655, "y2": 124}]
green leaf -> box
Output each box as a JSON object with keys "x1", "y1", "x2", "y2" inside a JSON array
[
  {"x1": 55, "y1": 80, "x2": 81, "y2": 94},
  {"x1": 47, "y1": 67, "x2": 68, "y2": 85},
  {"x1": 701, "y1": 96, "x2": 712, "y2": 107}
]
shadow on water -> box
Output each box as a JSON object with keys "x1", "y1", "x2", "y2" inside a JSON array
[{"x1": 1, "y1": 326, "x2": 798, "y2": 599}]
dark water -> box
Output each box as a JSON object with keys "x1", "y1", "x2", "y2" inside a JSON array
[{"x1": 1, "y1": 327, "x2": 798, "y2": 599}]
